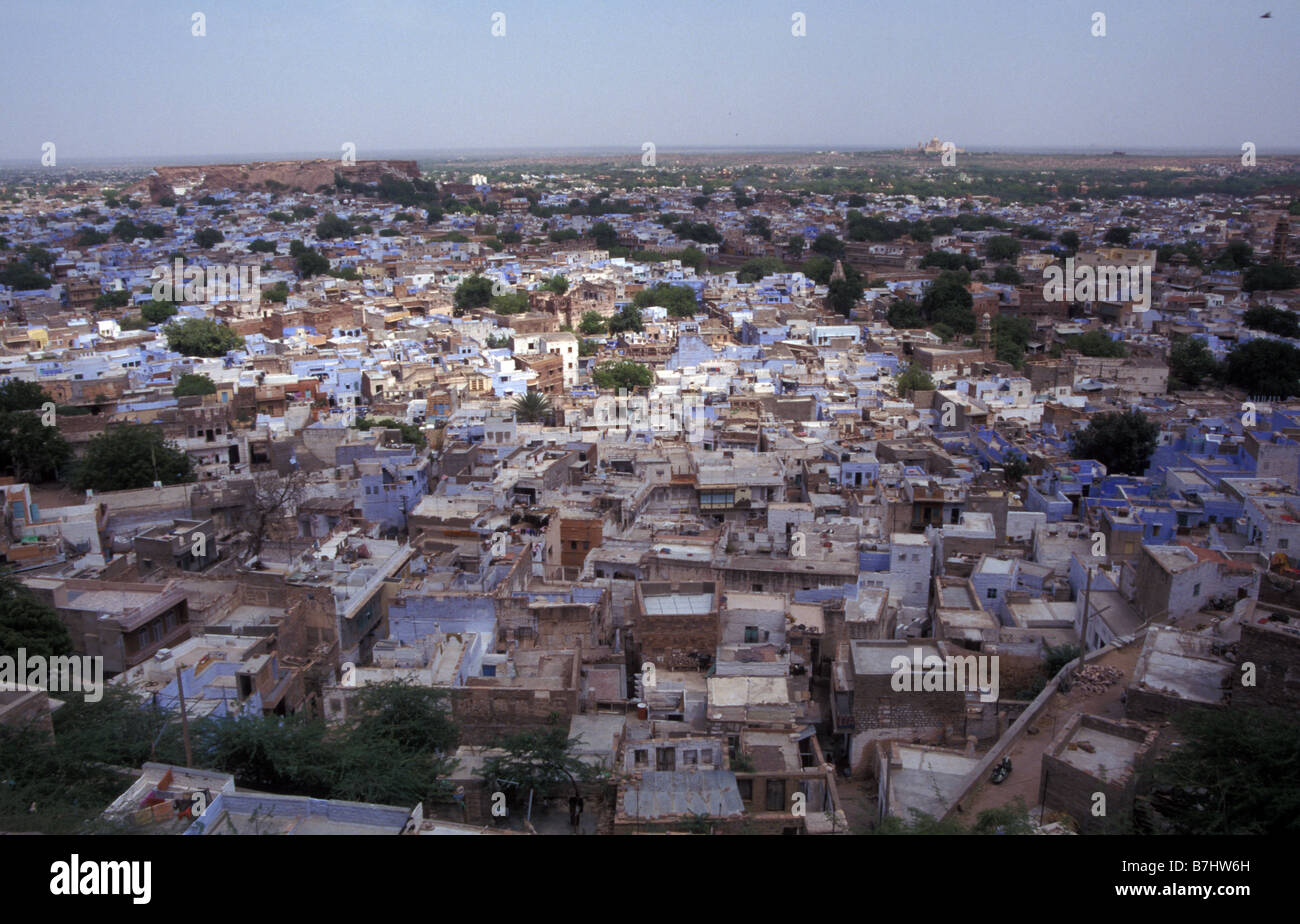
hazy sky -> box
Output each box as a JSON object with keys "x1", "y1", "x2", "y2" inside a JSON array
[{"x1": 2, "y1": 0, "x2": 1297, "y2": 162}]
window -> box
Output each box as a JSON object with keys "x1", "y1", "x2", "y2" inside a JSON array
[
  {"x1": 737, "y1": 779, "x2": 753, "y2": 801},
  {"x1": 744, "y1": 626, "x2": 759, "y2": 644},
  {"x1": 765, "y1": 780, "x2": 785, "y2": 812},
  {"x1": 986, "y1": 588, "x2": 998, "y2": 599},
  {"x1": 1281, "y1": 539, "x2": 1290, "y2": 550},
  {"x1": 1192, "y1": 583, "x2": 1201, "y2": 597},
  {"x1": 656, "y1": 748, "x2": 676, "y2": 771},
  {"x1": 633, "y1": 749, "x2": 648, "y2": 767}
]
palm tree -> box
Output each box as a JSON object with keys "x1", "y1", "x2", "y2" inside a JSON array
[{"x1": 512, "y1": 391, "x2": 553, "y2": 424}]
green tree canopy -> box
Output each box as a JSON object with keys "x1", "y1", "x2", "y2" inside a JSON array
[
  {"x1": 1070, "y1": 409, "x2": 1159, "y2": 475},
  {"x1": 140, "y1": 299, "x2": 179, "y2": 324},
  {"x1": 591, "y1": 222, "x2": 618, "y2": 249},
  {"x1": 1222, "y1": 339, "x2": 1300, "y2": 398},
  {"x1": 607, "y1": 305, "x2": 643, "y2": 334},
  {"x1": 921, "y1": 270, "x2": 975, "y2": 333},
  {"x1": 541, "y1": 275, "x2": 569, "y2": 295},
  {"x1": 896, "y1": 363, "x2": 935, "y2": 397},
  {"x1": 578, "y1": 311, "x2": 607, "y2": 335},
  {"x1": 164, "y1": 318, "x2": 244, "y2": 357},
  {"x1": 70, "y1": 424, "x2": 195, "y2": 492},
  {"x1": 1168, "y1": 336, "x2": 1220, "y2": 391},
  {"x1": 355, "y1": 417, "x2": 426, "y2": 447},
  {"x1": 173, "y1": 373, "x2": 216, "y2": 398},
  {"x1": 453, "y1": 274, "x2": 494, "y2": 313},
  {"x1": 592, "y1": 360, "x2": 653, "y2": 391},
  {"x1": 737, "y1": 257, "x2": 787, "y2": 283},
  {"x1": 632, "y1": 283, "x2": 698, "y2": 318},
  {"x1": 886, "y1": 299, "x2": 925, "y2": 329},
  {"x1": 1243, "y1": 305, "x2": 1300, "y2": 337},
  {"x1": 1142, "y1": 706, "x2": 1300, "y2": 835},
  {"x1": 985, "y1": 235, "x2": 1021, "y2": 262},
  {"x1": 512, "y1": 391, "x2": 554, "y2": 423},
  {"x1": 0, "y1": 570, "x2": 73, "y2": 659},
  {"x1": 1067, "y1": 329, "x2": 1127, "y2": 358},
  {"x1": 314, "y1": 212, "x2": 355, "y2": 239},
  {"x1": 479, "y1": 727, "x2": 601, "y2": 803},
  {"x1": 193, "y1": 227, "x2": 225, "y2": 249}
]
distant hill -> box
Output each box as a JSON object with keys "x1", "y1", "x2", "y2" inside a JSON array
[{"x1": 131, "y1": 158, "x2": 420, "y2": 201}]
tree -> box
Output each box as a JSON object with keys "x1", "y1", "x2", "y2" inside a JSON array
[
  {"x1": 920, "y1": 251, "x2": 981, "y2": 272},
  {"x1": 745, "y1": 215, "x2": 771, "y2": 240},
  {"x1": 578, "y1": 311, "x2": 607, "y2": 335},
  {"x1": 0, "y1": 570, "x2": 73, "y2": 660},
  {"x1": 1103, "y1": 226, "x2": 1134, "y2": 245},
  {"x1": 1243, "y1": 305, "x2": 1300, "y2": 337},
  {"x1": 887, "y1": 299, "x2": 925, "y2": 329},
  {"x1": 541, "y1": 275, "x2": 569, "y2": 295},
  {"x1": 0, "y1": 411, "x2": 70, "y2": 483},
  {"x1": 111, "y1": 217, "x2": 140, "y2": 241},
  {"x1": 1067, "y1": 329, "x2": 1127, "y2": 358},
  {"x1": 512, "y1": 392, "x2": 553, "y2": 423},
  {"x1": 247, "y1": 238, "x2": 277, "y2": 254},
  {"x1": 1001, "y1": 450, "x2": 1029, "y2": 486},
  {"x1": 993, "y1": 265, "x2": 1023, "y2": 285},
  {"x1": 921, "y1": 270, "x2": 975, "y2": 333},
  {"x1": 994, "y1": 316, "x2": 1034, "y2": 368},
  {"x1": 70, "y1": 425, "x2": 194, "y2": 492},
  {"x1": 593, "y1": 361, "x2": 653, "y2": 391},
  {"x1": 314, "y1": 212, "x2": 354, "y2": 239},
  {"x1": 355, "y1": 417, "x2": 427, "y2": 447},
  {"x1": 234, "y1": 470, "x2": 307, "y2": 561},
  {"x1": 632, "y1": 283, "x2": 698, "y2": 318},
  {"x1": 1168, "y1": 336, "x2": 1220, "y2": 391},
  {"x1": 827, "y1": 276, "x2": 864, "y2": 317},
  {"x1": 140, "y1": 299, "x2": 178, "y2": 324},
  {"x1": 607, "y1": 305, "x2": 643, "y2": 334},
  {"x1": 591, "y1": 222, "x2": 618, "y2": 249},
  {"x1": 490, "y1": 292, "x2": 529, "y2": 315},
  {"x1": 479, "y1": 727, "x2": 600, "y2": 805},
  {"x1": 786, "y1": 234, "x2": 805, "y2": 260},
  {"x1": 262, "y1": 281, "x2": 290, "y2": 303},
  {"x1": 1243, "y1": 262, "x2": 1300, "y2": 292},
  {"x1": 737, "y1": 257, "x2": 787, "y2": 283},
  {"x1": 165, "y1": 318, "x2": 244, "y2": 357},
  {"x1": 0, "y1": 379, "x2": 52, "y2": 412},
  {"x1": 896, "y1": 363, "x2": 935, "y2": 397},
  {"x1": 453, "y1": 274, "x2": 494, "y2": 313},
  {"x1": 811, "y1": 232, "x2": 845, "y2": 261},
  {"x1": 985, "y1": 235, "x2": 1021, "y2": 262},
  {"x1": 1070, "y1": 409, "x2": 1159, "y2": 475},
  {"x1": 173, "y1": 373, "x2": 216, "y2": 398},
  {"x1": 194, "y1": 227, "x2": 225, "y2": 249},
  {"x1": 1141, "y1": 706, "x2": 1300, "y2": 835},
  {"x1": 1058, "y1": 230, "x2": 1080, "y2": 252},
  {"x1": 1214, "y1": 240, "x2": 1254, "y2": 270},
  {"x1": 93, "y1": 289, "x2": 131, "y2": 310},
  {"x1": 295, "y1": 247, "x2": 330, "y2": 278},
  {"x1": 0, "y1": 261, "x2": 51, "y2": 290},
  {"x1": 1222, "y1": 339, "x2": 1300, "y2": 398}
]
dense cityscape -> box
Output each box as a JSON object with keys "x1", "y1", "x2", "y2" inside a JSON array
[{"x1": 0, "y1": 3, "x2": 1293, "y2": 904}]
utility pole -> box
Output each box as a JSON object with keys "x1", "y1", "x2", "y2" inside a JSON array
[
  {"x1": 1079, "y1": 565, "x2": 1094, "y2": 657},
  {"x1": 175, "y1": 664, "x2": 193, "y2": 768}
]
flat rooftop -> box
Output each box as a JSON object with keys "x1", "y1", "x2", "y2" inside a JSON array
[{"x1": 1057, "y1": 725, "x2": 1143, "y2": 777}]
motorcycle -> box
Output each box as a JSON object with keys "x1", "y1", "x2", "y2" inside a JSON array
[{"x1": 990, "y1": 756, "x2": 1012, "y2": 784}]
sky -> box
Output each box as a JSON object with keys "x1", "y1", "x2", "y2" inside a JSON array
[{"x1": 1, "y1": 0, "x2": 1297, "y2": 163}]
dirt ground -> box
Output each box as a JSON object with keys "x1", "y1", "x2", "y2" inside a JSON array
[{"x1": 960, "y1": 642, "x2": 1142, "y2": 820}]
